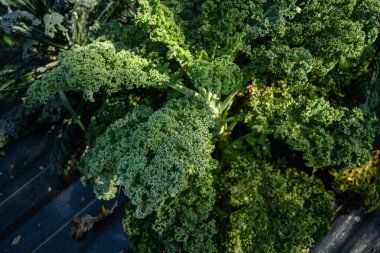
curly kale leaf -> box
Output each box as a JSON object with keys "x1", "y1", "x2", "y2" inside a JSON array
[
  {"x1": 135, "y1": 0, "x2": 193, "y2": 64},
  {"x1": 117, "y1": 97, "x2": 216, "y2": 218},
  {"x1": 84, "y1": 98, "x2": 130, "y2": 147},
  {"x1": 201, "y1": 0, "x2": 380, "y2": 83},
  {"x1": 284, "y1": 99, "x2": 377, "y2": 169},
  {"x1": 251, "y1": 45, "x2": 314, "y2": 84},
  {"x1": 332, "y1": 150, "x2": 380, "y2": 212},
  {"x1": 80, "y1": 105, "x2": 154, "y2": 200},
  {"x1": 80, "y1": 97, "x2": 218, "y2": 251},
  {"x1": 157, "y1": 0, "x2": 204, "y2": 45},
  {"x1": 224, "y1": 156, "x2": 334, "y2": 253},
  {"x1": 89, "y1": 20, "x2": 148, "y2": 50},
  {"x1": 244, "y1": 83, "x2": 320, "y2": 136},
  {"x1": 245, "y1": 84, "x2": 378, "y2": 169},
  {"x1": 28, "y1": 41, "x2": 171, "y2": 103},
  {"x1": 186, "y1": 57, "x2": 244, "y2": 95},
  {"x1": 124, "y1": 169, "x2": 217, "y2": 253}
]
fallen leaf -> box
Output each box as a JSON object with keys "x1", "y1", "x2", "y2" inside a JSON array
[
  {"x1": 69, "y1": 214, "x2": 100, "y2": 240},
  {"x1": 101, "y1": 205, "x2": 107, "y2": 215},
  {"x1": 69, "y1": 187, "x2": 121, "y2": 240},
  {"x1": 12, "y1": 235, "x2": 21, "y2": 245}
]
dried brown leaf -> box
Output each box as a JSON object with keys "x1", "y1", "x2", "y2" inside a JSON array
[
  {"x1": 69, "y1": 187, "x2": 121, "y2": 240},
  {"x1": 69, "y1": 214, "x2": 101, "y2": 240}
]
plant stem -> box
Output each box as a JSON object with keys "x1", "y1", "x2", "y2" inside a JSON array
[
  {"x1": 58, "y1": 91, "x2": 86, "y2": 132},
  {"x1": 169, "y1": 82, "x2": 200, "y2": 98}
]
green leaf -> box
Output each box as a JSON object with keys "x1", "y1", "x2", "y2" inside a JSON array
[
  {"x1": 232, "y1": 139, "x2": 244, "y2": 149},
  {"x1": 245, "y1": 135, "x2": 256, "y2": 146}
]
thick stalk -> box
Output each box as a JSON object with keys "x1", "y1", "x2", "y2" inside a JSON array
[{"x1": 169, "y1": 82, "x2": 200, "y2": 98}]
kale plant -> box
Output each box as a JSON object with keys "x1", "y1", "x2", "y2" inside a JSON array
[
  {"x1": 25, "y1": 0, "x2": 380, "y2": 252},
  {"x1": 0, "y1": 0, "x2": 111, "y2": 155}
]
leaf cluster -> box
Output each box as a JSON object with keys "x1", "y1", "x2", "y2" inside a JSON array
[
  {"x1": 221, "y1": 155, "x2": 334, "y2": 253},
  {"x1": 80, "y1": 97, "x2": 218, "y2": 251},
  {"x1": 201, "y1": 0, "x2": 380, "y2": 84},
  {"x1": 332, "y1": 150, "x2": 380, "y2": 212},
  {"x1": 245, "y1": 84, "x2": 378, "y2": 169},
  {"x1": 0, "y1": 0, "x2": 103, "y2": 47},
  {"x1": 27, "y1": 41, "x2": 171, "y2": 103},
  {"x1": 22, "y1": 1, "x2": 380, "y2": 252}
]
